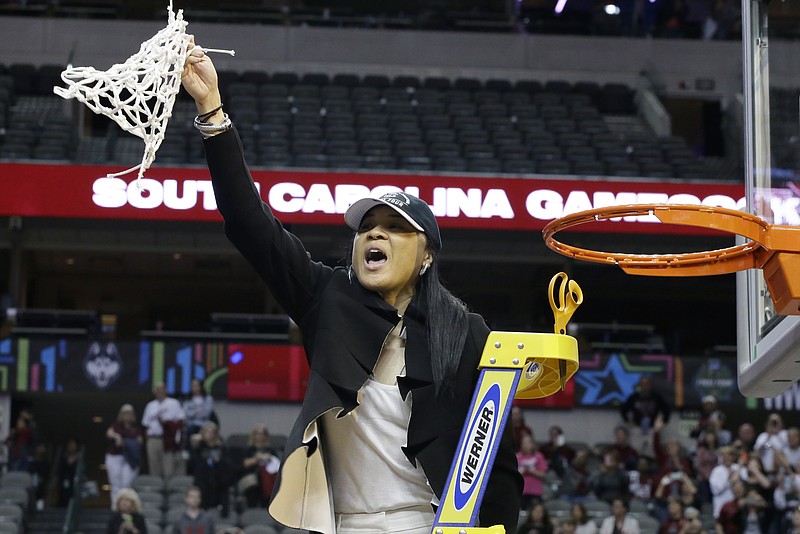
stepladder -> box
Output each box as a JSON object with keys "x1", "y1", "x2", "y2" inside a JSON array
[{"x1": 431, "y1": 272, "x2": 583, "y2": 534}]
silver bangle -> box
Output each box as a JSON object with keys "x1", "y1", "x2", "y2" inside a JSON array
[{"x1": 194, "y1": 113, "x2": 232, "y2": 138}]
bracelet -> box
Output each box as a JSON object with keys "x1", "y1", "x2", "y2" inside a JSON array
[
  {"x1": 194, "y1": 113, "x2": 232, "y2": 138},
  {"x1": 198, "y1": 104, "x2": 223, "y2": 122}
]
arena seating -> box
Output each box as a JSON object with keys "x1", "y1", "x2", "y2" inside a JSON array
[{"x1": 0, "y1": 63, "x2": 720, "y2": 180}]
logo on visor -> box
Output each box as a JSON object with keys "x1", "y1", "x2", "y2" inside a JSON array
[{"x1": 381, "y1": 191, "x2": 411, "y2": 208}]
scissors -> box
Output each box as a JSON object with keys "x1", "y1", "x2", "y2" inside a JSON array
[
  {"x1": 548, "y1": 272, "x2": 584, "y2": 389},
  {"x1": 549, "y1": 272, "x2": 583, "y2": 335}
]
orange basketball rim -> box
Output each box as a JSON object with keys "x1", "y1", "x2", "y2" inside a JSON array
[{"x1": 542, "y1": 204, "x2": 800, "y2": 316}]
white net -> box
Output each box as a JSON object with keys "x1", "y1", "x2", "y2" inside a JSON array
[{"x1": 53, "y1": 1, "x2": 233, "y2": 184}]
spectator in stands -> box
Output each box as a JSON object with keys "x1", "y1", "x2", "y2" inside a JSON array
[
  {"x1": 692, "y1": 429, "x2": 719, "y2": 504},
  {"x1": 517, "y1": 433, "x2": 548, "y2": 510},
  {"x1": 31, "y1": 442, "x2": 50, "y2": 511},
  {"x1": 734, "y1": 422, "x2": 758, "y2": 453},
  {"x1": 105, "y1": 404, "x2": 143, "y2": 508},
  {"x1": 620, "y1": 376, "x2": 671, "y2": 457},
  {"x1": 628, "y1": 456, "x2": 657, "y2": 504},
  {"x1": 238, "y1": 423, "x2": 281, "y2": 508},
  {"x1": 588, "y1": 449, "x2": 630, "y2": 504},
  {"x1": 560, "y1": 450, "x2": 592, "y2": 502},
  {"x1": 6, "y1": 407, "x2": 37, "y2": 471},
  {"x1": 738, "y1": 485, "x2": 771, "y2": 533},
  {"x1": 746, "y1": 456, "x2": 775, "y2": 497},
  {"x1": 689, "y1": 395, "x2": 723, "y2": 441},
  {"x1": 688, "y1": 397, "x2": 732, "y2": 449},
  {"x1": 142, "y1": 382, "x2": 185, "y2": 478},
  {"x1": 755, "y1": 413, "x2": 790, "y2": 474},
  {"x1": 606, "y1": 425, "x2": 638, "y2": 471},
  {"x1": 705, "y1": 410, "x2": 732, "y2": 446},
  {"x1": 518, "y1": 502, "x2": 554, "y2": 534},
  {"x1": 558, "y1": 518, "x2": 578, "y2": 534},
  {"x1": 170, "y1": 486, "x2": 215, "y2": 534},
  {"x1": 105, "y1": 488, "x2": 148, "y2": 534},
  {"x1": 654, "y1": 468, "x2": 698, "y2": 523},
  {"x1": 181, "y1": 43, "x2": 523, "y2": 534},
  {"x1": 743, "y1": 456, "x2": 778, "y2": 531},
  {"x1": 652, "y1": 418, "x2": 696, "y2": 519},
  {"x1": 716, "y1": 478, "x2": 746, "y2": 534},
  {"x1": 653, "y1": 421, "x2": 691, "y2": 475},
  {"x1": 189, "y1": 421, "x2": 233, "y2": 517},
  {"x1": 775, "y1": 427, "x2": 800, "y2": 470},
  {"x1": 182, "y1": 378, "x2": 215, "y2": 448},
  {"x1": 680, "y1": 506, "x2": 707, "y2": 534},
  {"x1": 659, "y1": 496, "x2": 685, "y2": 534},
  {"x1": 773, "y1": 454, "x2": 800, "y2": 532},
  {"x1": 571, "y1": 503, "x2": 598, "y2": 534},
  {"x1": 598, "y1": 498, "x2": 640, "y2": 534},
  {"x1": 709, "y1": 445, "x2": 743, "y2": 518},
  {"x1": 788, "y1": 507, "x2": 800, "y2": 534},
  {"x1": 540, "y1": 425, "x2": 576, "y2": 477},
  {"x1": 57, "y1": 437, "x2": 81, "y2": 507},
  {"x1": 711, "y1": 0, "x2": 742, "y2": 39},
  {"x1": 511, "y1": 405, "x2": 533, "y2": 452}
]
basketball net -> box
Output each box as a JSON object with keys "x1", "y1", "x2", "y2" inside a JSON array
[{"x1": 53, "y1": 1, "x2": 234, "y2": 186}]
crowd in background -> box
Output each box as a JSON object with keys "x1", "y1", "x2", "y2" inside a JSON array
[
  {"x1": 5, "y1": 375, "x2": 800, "y2": 534},
  {"x1": 99, "y1": 379, "x2": 281, "y2": 519},
  {"x1": 513, "y1": 377, "x2": 800, "y2": 534},
  {"x1": 3, "y1": 378, "x2": 281, "y2": 526}
]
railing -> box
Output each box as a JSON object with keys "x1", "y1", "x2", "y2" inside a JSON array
[{"x1": 62, "y1": 447, "x2": 85, "y2": 534}]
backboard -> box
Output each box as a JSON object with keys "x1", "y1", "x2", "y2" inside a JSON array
[{"x1": 738, "y1": 0, "x2": 800, "y2": 397}]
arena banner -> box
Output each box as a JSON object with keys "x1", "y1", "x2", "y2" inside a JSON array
[
  {"x1": 0, "y1": 162, "x2": 759, "y2": 233},
  {"x1": 4, "y1": 334, "x2": 800, "y2": 418}
]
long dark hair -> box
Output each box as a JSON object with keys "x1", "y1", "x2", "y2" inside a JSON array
[
  {"x1": 345, "y1": 238, "x2": 468, "y2": 397},
  {"x1": 412, "y1": 251, "x2": 469, "y2": 397}
]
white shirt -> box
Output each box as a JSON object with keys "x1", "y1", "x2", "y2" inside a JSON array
[
  {"x1": 576, "y1": 521, "x2": 599, "y2": 534},
  {"x1": 142, "y1": 396, "x2": 184, "y2": 437},
  {"x1": 754, "y1": 430, "x2": 789, "y2": 472},
  {"x1": 599, "y1": 515, "x2": 639, "y2": 534},
  {"x1": 321, "y1": 321, "x2": 435, "y2": 514},
  {"x1": 709, "y1": 463, "x2": 742, "y2": 518}
]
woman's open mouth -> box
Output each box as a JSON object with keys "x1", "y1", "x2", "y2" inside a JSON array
[{"x1": 365, "y1": 248, "x2": 387, "y2": 269}]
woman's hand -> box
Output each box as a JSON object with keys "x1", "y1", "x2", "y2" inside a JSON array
[{"x1": 181, "y1": 36, "x2": 222, "y2": 118}]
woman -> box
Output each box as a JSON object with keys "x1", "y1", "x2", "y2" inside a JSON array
[
  {"x1": 182, "y1": 378, "x2": 215, "y2": 445},
  {"x1": 517, "y1": 433, "x2": 548, "y2": 510},
  {"x1": 181, "y1": 43, "x2": 522, "y2": 534},
  {"x1": 571, "y1": 503, "x2": 598, "y2": 534},
  {"x1": 238, "y1": 424, "x2": 281, "y2": 508},
  {"x1": 679, "y1": 506, "x2": 707, "y2": 534},
  {"x1": 754, "y1": 413, "x2": 789, "y2": 473},
  {"x1": 58, "y1": 437, "x2": 81, "y2": 506},
  {"x1": 588, "y1": 450, "x2": 630, "y2": 504},
  {"x1": 787, "y1": 507, "x2": 800, "y2": 534},
  {"x1": 105, "y1": 404, "x2": 143, "y2": 509},
  {"x1": 692, "y1": 430, "x2": 719, "y2": 505},
  {"x1": 189, "y1": 421, "x2": 232, "y2": 517},
  {"x1": 106, "y1": 488, "x2": 148, "y2": 534},
  {"x1": 518, "y1": 502, "x2": 554, "y2": 534},
  {"x1": 659, "y1": 497, "x2": 685, "y2": 534},
  {"x1": 598, "y1": 498, "x2": 640, "y2": 534}
]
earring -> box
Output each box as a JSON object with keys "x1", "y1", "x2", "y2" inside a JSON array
[{"x1": 419, "y1": 264, "x2": 429, "y2": 276}]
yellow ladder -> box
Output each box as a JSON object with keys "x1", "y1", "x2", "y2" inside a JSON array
[{"x1": 431, "y1": 273, "x2": 583, "y2": 534}]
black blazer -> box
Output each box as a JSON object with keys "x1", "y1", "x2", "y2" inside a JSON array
[{"x1": 204, "y1": 128, "x2": 522, "y2": 532}]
